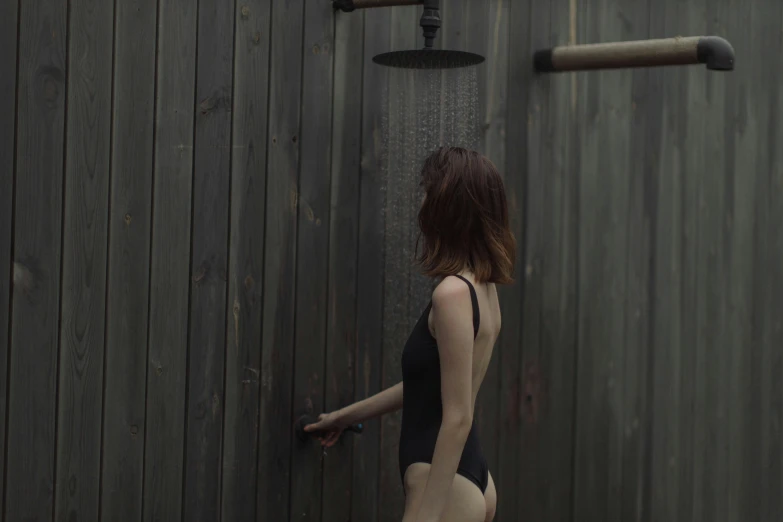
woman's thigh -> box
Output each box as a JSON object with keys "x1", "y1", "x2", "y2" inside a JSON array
[{"x1": 402, "y1": 463, "x2": 486, "y2": 522}]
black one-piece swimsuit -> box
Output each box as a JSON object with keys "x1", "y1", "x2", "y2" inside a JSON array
[{"x1": 398, "y1": 275, "x2": 489, "y2": 494}]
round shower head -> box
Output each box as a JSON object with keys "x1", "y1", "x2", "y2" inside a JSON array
[{"x1": 372, "y1": 49, "x2": 485, "y2": 69}]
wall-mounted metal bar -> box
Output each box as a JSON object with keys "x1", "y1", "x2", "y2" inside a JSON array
[
  {"x1": 333, "y1": 0, "x2": 422, "y2": 12},
  {"x1": 534, "y1": 36, "x2": 734, "y2": 72}
]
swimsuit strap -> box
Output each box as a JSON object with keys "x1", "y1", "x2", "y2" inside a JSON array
[{"x1": 453, "y1": 275, "x2": 480, "y2": 339}]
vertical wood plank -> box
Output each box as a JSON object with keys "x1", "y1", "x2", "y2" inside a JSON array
[
  {"x1": 256, "y1": 0, "x2": 305, "y2": 519},
  {"x1": 220, "y1": 2, "x2": 271, "y2": 521},
  {"x1": 142, "y1": 0, "x2": 198, "y2": 518},
  {"x1": 759, "y1": 5, "x2": 783, "y2": 521},
  {"x1": 321, "y1": 7, "x2": 364, "y2": 522},
  {"x1": 352, "y1": 8, "x2": 390, "y2": 522},
  {"x1": 646, "y1": 1, "x2": 693, "y2": 520},
  {"x1": 497, "y1": 0, "x2": 529, "y2": 519},
  {"x1": 54, "y1": 0, "x2": 115, "y2": 518},
  {"x1": 100, "y1": 0, "x2": 157, "y2": 518},
  {"x1": 688, "y1": 0, "x2": 729, "y2": 519},
  {"x1": 0, "y1": 0, "x2": 20, "y2": 514},
  {"x1": 571, "y1": 0, "x2": 634, "y2": 520},
  {"x1": 181, "y1": 0, "x2": 235, "y2": 518},
  {"x1": 4, "y1": 0, "x2": 67, "y2": 519},
  {"x1": 517, "y1": 0, "x2": 549, "y2": 519},
  {"x1": 761, "y1": 5, "x2": 783, "y2": 520},
  {"x1": 617, "y1": 1, "x2": 654, "y2": 520},
  {"x1": 289, "y1": 1, "x2": 335, "y2": 521},
  {"x1": 475, "y1": 0, "x2": 508, "y2": 479},
  {"x1": 378, "y1": 7, "x2": 417, "y2": 521}
]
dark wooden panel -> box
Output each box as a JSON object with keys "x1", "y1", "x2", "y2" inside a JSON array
[
  {"x1": 220, "y1": 2, "x2": 271, "y2": 521},
  {"x1": 142, "y1": 0, "x2": 198, "y2": 518},
  {"x1": 100, "y1": 0, "x2": 157, "y2": 519},
  {"x1": 378, "y1": 7, "x2": 417, "y2": 521},
  {"x1": 516, "y1": 0, "x2": 549, "y2": 518},
  {"x1": 4, "y1": 0, "x2": 67, "y2": 519},
  {"x1": 720, "y1": 6, "x2": 759, "y2": 522},
  {"x1": 571, "y1": 0, "x2": 634, "y2": 520},
  {"x1": 616, "y1": 1, "x2": 654, "y2": 521},
  {"x1": 352, "y1": 8, "x2": 391, "y2": 522},
  {"x1": 474, "y1": 0, "x2": 508, "y2": 480},
  {"x1": 54, "y1": 0, "x2": 115, "y2": 519},
  {"x1": 289, "y1": 1, "x2": 335, "y2": 521},
  {"x1": 256, "y1": 0, "x2": 304, "y2": 519},
  {"x1": 0, "y1": 0, "x2": 19, "y2": 514},
  {"x1": 645, "y1": 2, "x2": 693, "y2": 520},
  {"x1": 687, "y1": 1, "x2": 730, "y2": 520},
  {"x1": 181, "y1": 0, "x2": 235, "y2": 518},
  {"x1": 321, "y1": 8, "x2": 364, "y2": 522},
  {"x1": 496, "y1": 0, "x2": 529, "y2": 519},
  {"x1": 759, "y1": 4, "x2": 783, "y2": 519}
]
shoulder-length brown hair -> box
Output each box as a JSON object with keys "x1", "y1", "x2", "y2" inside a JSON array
[{"x1": 416, "y1": 147, "x2": 516, "y2": 284}]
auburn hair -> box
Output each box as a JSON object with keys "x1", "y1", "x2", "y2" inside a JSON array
[{"x1": 415, "y1": 146, "x2": 516, "y2": 284}]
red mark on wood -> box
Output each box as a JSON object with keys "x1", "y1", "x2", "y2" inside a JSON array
[{"x1": 523, "y1": 360, "x2": 545, "y2": 425}]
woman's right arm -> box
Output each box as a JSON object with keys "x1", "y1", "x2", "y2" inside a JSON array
[{"x1": 337, "y1": 381, "x2": 403, "y2": 425}]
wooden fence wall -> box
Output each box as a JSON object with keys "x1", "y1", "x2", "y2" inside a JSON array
[{"x1": 1, "y1": 0, "x2": 781, "y2": 521}]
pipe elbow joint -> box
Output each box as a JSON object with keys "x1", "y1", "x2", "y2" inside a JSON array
[{"x1": 697, "y1": 36, "x2": 735, "y2": 71}]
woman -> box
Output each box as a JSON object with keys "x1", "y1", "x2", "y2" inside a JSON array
[{"x1": 305, "y1": 147, "x2": 515, "y2": 522}]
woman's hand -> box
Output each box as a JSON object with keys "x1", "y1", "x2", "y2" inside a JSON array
[{"x1": 303, "y1": 412, "x2": 347, "y2": 447}]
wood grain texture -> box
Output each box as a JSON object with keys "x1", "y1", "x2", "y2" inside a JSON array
[
  {"x1": 617, "y1": 1, "x2": 652, "y2": 520},
  {"x1": 321, "y1": 8, "x2": 364, "y2": 522},
  {"x1": 688, "y1": 0, "x2": 730, "y2": 520},
  {"x1": 516, "y1": 0, "x2": 549, "y2": 519},
  {"x1": 54, "y1": 0, "x2": 115, "y2": 519},
  {"x1": 4, "y1": 0, "x2": 67, "y2": 519},
  {"x1": 352, "y1": 8, "x2": 391, "y2": 522},
  {"x1": 571, "y1": 0, "x2": 634, "y2": 520},
  {"x1": 0, "y1": 0, "x2": 19, "y2": 514},
  {"x1": 495, "y1": 0, "x2": 529, "y2": 519},
  {"x1": 256, "y1": 0, "x2": 304, "y2": 519},
  {"x1": 220, "y1": 2, "x2": 271, "y2": 521},
  {"x1": 142, "y1": 0, "x2": 198, "y2": 519},
  {"x1": 289, "y1": 1, "x2": 335, "y2": 521},
  {"x1": 474, "y1": 0, "x2": 508, "y2": 481},
  {"x1": 182, "y1": 0, "x2": 235, "y2": 518},
  {"x1": 100, "y1": 0, "x2": 157, "y2": 519}
]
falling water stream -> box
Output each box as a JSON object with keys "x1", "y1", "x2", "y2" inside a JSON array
[{"x1": 381, "y1": 67, "x2": 482, "y2": 334}]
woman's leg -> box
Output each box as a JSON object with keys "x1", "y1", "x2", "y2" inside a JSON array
[
  {"x1": 401, "y1": 463, "x2": 486, "y2": 522},
  {"x1": 483, "y1": 472, "x2": 496, "y2": 522}
]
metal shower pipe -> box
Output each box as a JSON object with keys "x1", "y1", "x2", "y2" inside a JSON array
[{"x1": 534, "y1": 36, "x2": 735, "y2": 72}]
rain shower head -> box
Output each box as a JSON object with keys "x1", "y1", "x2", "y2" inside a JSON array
[
  {"x1": 373, "y1": 49, "x2": 485, "y2": 69},
  {"x1": 333, "y1": 0, "x2": 485, "y2": 70}
]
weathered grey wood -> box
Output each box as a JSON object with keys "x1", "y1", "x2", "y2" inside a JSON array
[
  {"x1": 100, "y1": 0, "x2": 157, "y2": 519},
  {"x1": 0, "y1": 0, "x2": 19, "y2": 514},
  {"x1": 54, "y1": 0, "x2": 115, "y2": 519},
  {"x1": 256, "y1": 0, "x2": 305, "y2": 519},
  {"x1": 220, "y1": 2, "x2": 271, "y2": 521},
  {"x1": 474, "y1": 0, "x2": 508, "y2": 480},
  {"x1": 571, "y1": 0, "x2": 633, "y2": 520},
  {"x1": 760, "y1": 4, "x2": 783, "y2": 518},
  {"x1": 516, "y1": 0, "x2": 549, "y2": 518},
  {"x1": 321, "y1": 8, "x2": 364, "y2": 522},
  {"x1": 616, "y1": 1, "x2": 653, "y2": 520},
  {"x1": 289, "y1": 2, "x2": 335, "y2": 521},
  {"x1": 495, "y1": 0, "x2": 529, "y2": 519},
  {"x1": 686, "y1": 0, "x2": 730, "y2": 520},
  {"x1": 351, "y1": 8, "x2": 390, "y2": 522},
  {"x1": 644, "y1": 2, "x2": 693, "y2": 520},
  {"x1": 181, "y1": 0, "x2": 235, "y2": 518},
  {"x1": 4, "y1": 0, "x2": 67, "y2": 519},
  {"x1": 142, "y1": 0, "x2": 198, "y2": 518}
]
